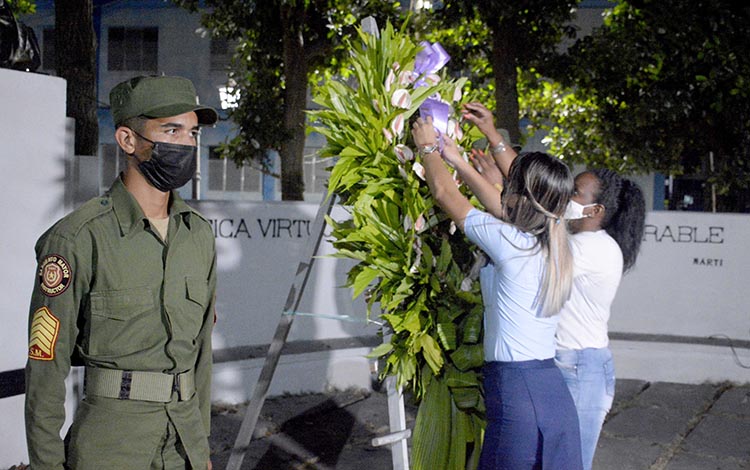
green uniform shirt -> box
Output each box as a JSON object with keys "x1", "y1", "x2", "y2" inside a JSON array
[{"x1": 25, "y1": 177, "x2": 217, "y2": 470}]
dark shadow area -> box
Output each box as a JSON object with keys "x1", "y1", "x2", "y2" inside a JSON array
[
  {"x1": 0, "y1": 369, "x2": 25, "y2": 399},
  {"x1": 209, "y1": 389, "x2": 405, "y2": 470},
  {"x1": 251, "y1": 398, "x2": 355, "y2": 469}
]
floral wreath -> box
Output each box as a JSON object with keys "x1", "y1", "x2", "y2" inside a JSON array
[{"x1": 310, "y1": 20, "x2": 487, "y2": 469}]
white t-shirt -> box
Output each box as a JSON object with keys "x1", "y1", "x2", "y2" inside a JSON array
[
  {"x1": 555, "y1": 230, "x2": 623, "y2": 350},
  {"x1": 464, "y1": 209, "x2": 559, "y2": 362}
]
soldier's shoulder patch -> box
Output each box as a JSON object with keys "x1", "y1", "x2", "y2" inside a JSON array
[
  {"x1": 38, "y1": 254, "x2": 72, "y2": 297},
  {"x1": 29, "y1": 307, "x2": 60, "y2": 361}
]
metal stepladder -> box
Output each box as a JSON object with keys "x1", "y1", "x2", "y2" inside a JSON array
[{"x1": 225, "y1": 193, "x2": 411, "y2": 470}]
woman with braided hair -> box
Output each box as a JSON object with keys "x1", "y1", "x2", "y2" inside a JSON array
[{"x1": 555, "y1": 168, "x2": 647, "y2": 470}]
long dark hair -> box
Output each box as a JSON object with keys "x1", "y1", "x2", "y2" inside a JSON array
[
  {"x1": 589, "y1": 169, "x2": 646, "y2": 272},
  {"x1": 501, "y1": 152, "x2": 574, "y2": 316}
]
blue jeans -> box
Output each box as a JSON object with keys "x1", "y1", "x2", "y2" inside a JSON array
[
  {"x1": 480, "y1": 359, "x2": 583, "y2": 470},
  {"x1": 555, "y1": 347, "x2": 615, "y2": 470}
]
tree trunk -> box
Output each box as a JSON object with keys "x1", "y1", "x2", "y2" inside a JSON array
[
  {"x1": 490, "y1": 23, "x2": 521, "y2": 146},
  {"x1": 55, "y1": 0, "x2": 98, "y2": 156},
  {"x1": 279, "y1": 5, "x2": 307, "y2": 201}
]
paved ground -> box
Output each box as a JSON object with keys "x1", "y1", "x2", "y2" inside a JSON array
[
  {"x1": 8, "y1": 379, "x2": 749, "y2": 469},
  {"x1": 209, "y1": 379, "x2": 750, "y2": 470}
]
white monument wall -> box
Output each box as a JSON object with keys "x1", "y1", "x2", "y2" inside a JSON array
[
  {"x1": 191, "y1": 201, "x2": 380, "y2": 404},
  {"x1": 0, "y1": 69, "x2": 74, "y2": 468},
  {"x1": 611, "y1": 211, "x2": 750, "y2": 383}
]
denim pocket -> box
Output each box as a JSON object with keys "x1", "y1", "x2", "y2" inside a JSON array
[
  {"x1": 603, "y1": 356, "x2": 616, "y2": 397},
  {"x1": 554, "y1": 350, "x2": 578, "y2": 373}
]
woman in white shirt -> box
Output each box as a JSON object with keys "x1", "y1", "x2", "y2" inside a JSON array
[
  {"x1": 555, "y1": 169, "x2": 646, "y2": 470},
  {"x1": 412, "y1": 105, "x2": 583, "y2": 470}
]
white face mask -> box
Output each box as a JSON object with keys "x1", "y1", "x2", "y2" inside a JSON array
[{"x1": 564, "y1": 200, "x2": 598, "y2": 220}]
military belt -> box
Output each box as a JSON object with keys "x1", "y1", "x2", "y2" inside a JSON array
[{"x1": 85, "y1": 367, "x2": 195, "y2": 402}]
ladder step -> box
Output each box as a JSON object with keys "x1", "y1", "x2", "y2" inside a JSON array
[{"x1": 371, "y1": 429, "x2": 412, "y2": 447}]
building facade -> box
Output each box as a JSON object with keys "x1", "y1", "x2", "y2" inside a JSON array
[
  {"x1": 22, "y1": 0, "x2": 638, "y2": 205},
  {"x1": 23, "y1": 0, "x2": 333, "y2": 202}
]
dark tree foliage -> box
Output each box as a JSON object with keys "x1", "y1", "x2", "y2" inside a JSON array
[
  {"x1": 175, "y1": 0, "x2": 404, "y2": 200},
  {"x1": 412, "y1": 0, "x2": 580, "y2": 145},
  {"x1": 550, "y1": 0, "x2": 750, "y2": 212}
]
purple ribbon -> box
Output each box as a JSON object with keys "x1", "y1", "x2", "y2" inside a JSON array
[
  {"x1": 419, "y1": 98, "x2": 451, "y2": 136},
  {"x1": 414, "y1": 41, "x2": 451, "y2": 139},
  {"x1": 414, "y1": 41, "x2": 450, "y2": 78}
]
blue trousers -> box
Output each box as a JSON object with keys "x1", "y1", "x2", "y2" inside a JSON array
[
  {"x1": 479, "y1": 359, "x2": 583, "y2": 470},
  {"x1": 555, "y1": 347, "x2": 615, "y2": 470}
]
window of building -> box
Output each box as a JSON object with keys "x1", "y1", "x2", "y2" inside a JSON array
[
  {"x1": 208, "y1": 146, "x2": 262, "y2": 194},
  {"x1": 303, "y1": 152, "x2": 332, "y2": 195},
  {"x1": 108, "y1": 27, "x2": 158, "y2": 71},
  {"x1": 42, "y1": 28, "x2": 55, "y2": 71},
  {"x1": 210, "y1": 37, "x2": 237, "y2": 71}
]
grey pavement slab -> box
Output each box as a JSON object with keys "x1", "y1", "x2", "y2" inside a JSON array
[
  {"x1": 710, "y1": 386, "x2": 750, "y2": 419},
  {"x1": 682, "y1": 413, "x2": 750, "y2": 460},
  {"x1": 603, "y1": 403, "x2": 698, "y2": 444},
  {"x1": 609, "y1": 379, "x2": 649, "y2": 413},
  {"x1": 664, "y1": 452, "x2": 748, "y2": 470},
  {"x1": 592, "y1": 435, "x2": 664, "y2": 470},
  {"x1": 634, "y1": 382, "x2": 719, "y2": 415}
]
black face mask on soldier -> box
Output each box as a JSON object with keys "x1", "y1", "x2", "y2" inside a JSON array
[{"x1": 130, "y1": 130, "x2": 197, "y2": 192}]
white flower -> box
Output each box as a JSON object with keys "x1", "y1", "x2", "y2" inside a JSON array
[
  {"x1": 414, "y1": 214, "x2": 426, "y2": 232},
  {"x1": 446, "y1": 119, "x2": 463, "y2": 140},
  {"x1": 398, "y1": 166, "x2": 409, "y2": 180},
  {"x1": 385, "y1": 69, "x2": 396, "y2": 92},
  {"x1": 409, "y1": 238, "x2": 423, "y2": 275},
  {"x1": 391, "y1": 113, "x2": 405, "y2": 138},
  {"x1": 449, "y1": 221, "x2": 457, "y2": 235},
  {"x1": 394, "y1": 144, "x2": 414, "y2": 164},
  {"x1": 372, "y1": 99, "x2": 382, "y2": 113},
  {"x1": 391, "y1": 89, "x2": 412, "y2": 109},
  {"x1": 398, "y1": 70, "x2": 414, "y2": 86},
  {"x1": 425, "y1": 73, "x2": 441, "y2": 86},
  {"x1": 453, "y1": 86, "x2": 462, "y2": 102},
  {"x1": 412, "y1": 162, "x2": 426, "y2": 181},
  {"x1": 460, "y1": 278, "x2": 472, "y2": 292},
  {"x1": 403, "y1": 215, "x2": 412, "y2": 232},
  {"x1": 383, "y1": 127, "x2": 393, "y2": 143}
]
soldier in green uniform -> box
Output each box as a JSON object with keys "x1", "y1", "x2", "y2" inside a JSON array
[{"x1": 25, "y1": 75, "x2": 219, "y2": 470}]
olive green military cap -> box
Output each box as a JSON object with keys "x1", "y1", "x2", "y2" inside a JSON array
[{"x1": 110, "y1": 75, "x2": 218, "y2": 127}]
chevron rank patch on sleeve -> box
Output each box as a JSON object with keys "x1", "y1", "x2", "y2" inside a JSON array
[{"x1": 29, "y1": 307, "x2": 60, "y2": 361}]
